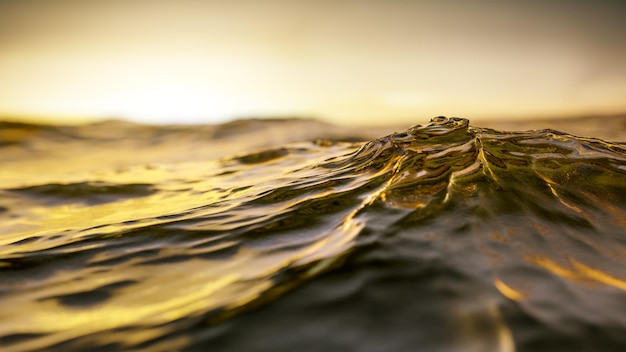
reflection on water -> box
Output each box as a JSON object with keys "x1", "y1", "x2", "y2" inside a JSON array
[{"x1": 1, "y1": 117, "x2": 625, "y2": 351}]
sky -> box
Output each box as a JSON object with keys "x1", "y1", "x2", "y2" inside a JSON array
[{"x1": 1, "y1": 0, "x2": 625, "y2": 125}]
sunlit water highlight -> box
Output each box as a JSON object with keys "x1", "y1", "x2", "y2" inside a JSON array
[{"x1": 1, "y1": 117, "x2": 625, "y2": 351}]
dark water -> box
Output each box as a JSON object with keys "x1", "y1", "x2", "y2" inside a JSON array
[{"x1": 1, "y1": 117, "x2": 626, "y2": 351}]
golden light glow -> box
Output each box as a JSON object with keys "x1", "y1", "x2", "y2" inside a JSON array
[
  {"x1": 0, "y1": 144, "x2": 378, "y2": 349},
  {"x1": 1, "y1": 1, "x2": 626, "y2": 125},
  {"x1": 571, "y1": 261, "x2": 626, "y2": 291},
  {"x1": 528, "y1": 255, "x2": 626, "y2": 291},
  {"x1": 494, "y1": 278, "x2": 526, "y2": 301}
]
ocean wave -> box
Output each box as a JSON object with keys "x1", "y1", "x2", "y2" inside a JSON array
[{"x1": 0, "y1": 117, "x2": 625, "y2": 351}]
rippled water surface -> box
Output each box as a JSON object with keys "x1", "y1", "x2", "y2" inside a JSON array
[{"x1": 1, "y1": 117, "x2": 626, "y2": 351}]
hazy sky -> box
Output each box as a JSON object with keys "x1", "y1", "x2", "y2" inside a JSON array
[{"x1": 1, "y1": 0, "x2": 625, "y2": 125}]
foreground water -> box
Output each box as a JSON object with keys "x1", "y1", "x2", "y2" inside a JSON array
[{"x1": 1, "y1": 117, "x2": 625, "y2": 351}]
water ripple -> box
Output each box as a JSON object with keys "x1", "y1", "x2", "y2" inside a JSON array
[{"x1": 1, "y1": 117, "x2": 625, "y2": 351}]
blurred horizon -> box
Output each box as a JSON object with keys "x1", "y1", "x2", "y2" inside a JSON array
[
  {"x1": 2, "y1": 111, "x2": 626, "y2": 128},
  {"x1": 1, "y1": 0, "x2": 625, "y2": 126}
]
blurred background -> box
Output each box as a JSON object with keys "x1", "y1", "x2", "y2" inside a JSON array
[{"x1": 1, "y1": 0, "x2": 625, "y2": 126}]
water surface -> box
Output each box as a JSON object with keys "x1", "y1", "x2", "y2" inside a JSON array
[{"x1": 1, "y1": 117, "x2": 625, "y2": 351}]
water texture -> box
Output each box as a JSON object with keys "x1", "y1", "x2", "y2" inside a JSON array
[{"x1": 0, "y1": 117, "x2": 625, "y2": 351}]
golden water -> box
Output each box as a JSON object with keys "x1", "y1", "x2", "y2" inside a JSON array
[{"x1": 1, "y1": 117, "x2": 625, "y2": 351}]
